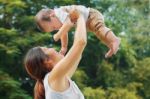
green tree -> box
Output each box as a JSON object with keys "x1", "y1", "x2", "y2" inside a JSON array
[
  {"x1": 107, "y1": 87, "x2": 141, "y2": 99},
  {"x1": 0, "y1": 70, "x2": 32, "y2": 99},
  {"x1": 131, "y1": 58, "x2": 150, "y2": 98},
  {"x1": 83, "y1": 87, "x2": 106, "y2": 99},
  {"x1": 0, "y1": 0, "x2": 150, "y2": 98},
  {"x1": 72, "y1": 69, "x2": 89, "y2": 90}
]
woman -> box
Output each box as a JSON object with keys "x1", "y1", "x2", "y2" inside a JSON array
[{"x1": 24, "y1": 13, "x2": 87, "y2": 99}]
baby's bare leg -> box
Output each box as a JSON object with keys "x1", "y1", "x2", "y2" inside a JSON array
[
  {"x1": 87, "y1": 8, "x2": 120, "y2": 58},
  {"x1": 95, "y1": 26, "x2": 120, "y2": 58},
  {"x1": 104, "y1": 30, "x2": 121, "y2": 58}
]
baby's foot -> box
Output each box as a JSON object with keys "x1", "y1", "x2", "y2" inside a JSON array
[{"x1": 105, "y1": 37, "x2": 121, "y2": 58}]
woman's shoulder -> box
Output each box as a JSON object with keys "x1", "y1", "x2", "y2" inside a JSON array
[
  {"x1": 44, "y1": 73, "x2": 73, "y2": 93},
  {"x1": 44, "y1": 72, "x2": 71, "y2": 87},
  {"x1": 43, "y1": 72, "x2": 50, "y2": 85}
]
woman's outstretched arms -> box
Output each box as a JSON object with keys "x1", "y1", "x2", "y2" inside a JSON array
[{"x1": 49, "y1": 14, "x2": 87, "y2": 81}]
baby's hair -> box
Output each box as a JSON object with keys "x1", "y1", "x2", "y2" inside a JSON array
[
  {"x1": 35, "y1": 9, "x2": 53, "y2": 31},
  {"x1": 41, "y1": 9, "x2": 52, "y2": 21}
]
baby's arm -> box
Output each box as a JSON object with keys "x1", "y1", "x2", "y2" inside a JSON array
[
  {"x1": 53, "y1": 18, "x2": 72, "y2": 41},
  {"x1": 53, "y1": 8, "x2": 79, "y2": 41},
  {"x1": 60, "y1": 33, "x2": 68, "y2": 55}
]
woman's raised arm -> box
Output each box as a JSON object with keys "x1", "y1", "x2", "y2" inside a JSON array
[{"x1": 49, "y1": 14, "x2": 87, "y2": 81}]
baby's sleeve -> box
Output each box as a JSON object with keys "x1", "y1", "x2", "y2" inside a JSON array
[
  {"x1": 54, "y1": 7, "x2": 69, "y2": 24},
  {"x1": 60, "y1": 6, "x2": 72, "y2": 13}
]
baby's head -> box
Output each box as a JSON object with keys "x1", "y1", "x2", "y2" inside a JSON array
[{"x1": 35, "y1": 9, "x2": 62, "y2": 32}]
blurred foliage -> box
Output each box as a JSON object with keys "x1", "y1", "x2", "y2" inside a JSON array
[
  {"x1": 0, "y1": 70, "x2": 32, "y2": 99},
  {"x1": 107, "y1": 87, "x2": 141, "y2": 99},
  {"x1": 0, "y1": 0, "x2": 150, "y2": 99},
  {"x1": 83, "y1": 87, "x2": 106, "y2": 99},
  {"x1": 72, "y1": 69, "x2": 89, "y2": 89}
]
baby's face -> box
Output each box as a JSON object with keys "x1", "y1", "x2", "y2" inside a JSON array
[{"x1": 41, "y1": 16, "x2": 62, "y2": 32}]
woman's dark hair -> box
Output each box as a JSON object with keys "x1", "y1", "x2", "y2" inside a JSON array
[
  {"x1": 24, "y1": 47, "x2": 51, "y2": 99},
  {"x1": 35, "y1": 9, "x2": 53, "y2": 31}
]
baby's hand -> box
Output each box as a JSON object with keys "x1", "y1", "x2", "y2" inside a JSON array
[
  {"x1": 53, "y1": 33, "x2": 60, "y2": 41},
  {"x1": 59, "y1": 47, "x2": 67, "y2": 55},
  {"x1": 53, "y1": 18, "x2": 73, "y2": 42}
]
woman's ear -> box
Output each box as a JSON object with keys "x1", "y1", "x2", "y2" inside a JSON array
[
  {"x1": 44, "y1": 59, "x2": 53, "y2": 70},
  {"x1": 44, "y1": 59, "x2": 53, "y2": 68},
  {"x1": 44, "y1": 59, "x2": 51, "y2": 65}
]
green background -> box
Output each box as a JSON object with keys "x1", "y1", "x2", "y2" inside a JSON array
[{"x1": 0, "y1": 0, "x2": 150, "y2": 99}]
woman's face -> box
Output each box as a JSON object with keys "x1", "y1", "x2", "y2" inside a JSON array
[{"x1": 40, "y1": 47, "x2": 64, "y2": 67}]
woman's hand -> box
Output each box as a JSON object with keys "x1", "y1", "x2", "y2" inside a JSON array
[
  {"x1": 69, "y1": 8, "x2": 84, "y2": 23},
  {"x1": 48, "y1": 13, "x2": 87, "y2": 81}
]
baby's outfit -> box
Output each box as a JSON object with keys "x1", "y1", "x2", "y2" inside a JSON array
[{"x1": 54, "y1": 5, "x2": 111, "y2": 41}]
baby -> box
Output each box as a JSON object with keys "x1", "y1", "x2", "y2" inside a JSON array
[{"x1": 35, "y1": 5, "x2": 120, "y2": 58}]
